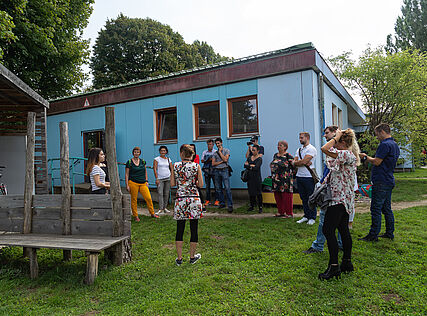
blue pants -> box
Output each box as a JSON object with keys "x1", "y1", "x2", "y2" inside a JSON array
[
  {"x1": 296, "y1": 176, "x2": 316, "y2": 220},
  {"x1": 214, "y1": 168, "x2": 233, "y2": 207},
  {"x1": 204, "y1": 173, "x2": 217, "y2": 202},
  {"x1": 369, "y1": 183, "x2": 395, "y2": 238},
  {"x1": 311, "y1": 209, "x2": 343, "y2": 251}
]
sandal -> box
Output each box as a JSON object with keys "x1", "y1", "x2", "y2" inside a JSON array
[{"x1": 274, "y1": 213, "x2": 284, "y2": 217}]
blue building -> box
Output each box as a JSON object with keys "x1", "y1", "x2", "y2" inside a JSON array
[{"x1": 47, "y1": 43, "x2": 365, "y2": 190}]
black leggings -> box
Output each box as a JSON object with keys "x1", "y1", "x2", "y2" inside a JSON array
[
  {"x1": 323, "y1": 204, "x2": 352, "y2": 265},
  {"x1": 176, "y1": 219, "x2": 198, "y2": 242}
]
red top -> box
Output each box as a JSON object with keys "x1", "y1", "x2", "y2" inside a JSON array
[{"x1": 193, "y1": 154, "x2": 200, "y2": 164}]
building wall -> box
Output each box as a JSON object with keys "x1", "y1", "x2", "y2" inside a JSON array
[
  {"x1": 0, "y1": 136, "x2": 27, "y2": 194},
  {"x1": 47, "y1": 70, "x2": 355, "y2": 189}
]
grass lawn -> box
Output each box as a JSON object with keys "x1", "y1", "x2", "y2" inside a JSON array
[
  {"x1": 394, "y1": 167, "x2": 427, "y2": 179},
  {"x1": 0, "y1": 206, "x2": 426, "y2": 315}
]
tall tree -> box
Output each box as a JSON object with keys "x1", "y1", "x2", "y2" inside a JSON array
[
  {"x1": 0, "y1": 0, "x2": 94, "y2": 99},
  {"x1": 386, "y1": 0, "x2": 427, "y2": 52},
  {"x1": 192, "y1": 40, "x2": 229, "y2": 64},
  {"x1": 90, "y1": 15, "x2": 230, "y2": 89},
  {"x1": 329, "y1": 48, "x2": 427, "y2": 163}
]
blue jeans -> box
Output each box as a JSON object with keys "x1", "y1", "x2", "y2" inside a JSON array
[
  {"x1": 296, "y1": 177, "x2": 316, "y2": 220},
  {"x1": 204, "y1": 173, "x2": 217, "y2": 201},
  {"x1": 311, "y1": 209, "x2": 342, "y2": 251},
  {"x1": 214, "y1": 168, "x2": 233, "y2": 207},
  {"x1": 369, "y1": 183, "x2": 394, "y2": 238}
]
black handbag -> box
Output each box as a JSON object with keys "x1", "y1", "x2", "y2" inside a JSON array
[
  {"x1": 241, "y1": 169, "x2": 249, "y2": 182},
  {"x1": 227, "y1": 165, "x2": 233, "y2": 177}
]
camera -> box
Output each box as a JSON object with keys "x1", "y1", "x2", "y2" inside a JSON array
[{"x1": 247, "y1": 141, "x2": 253, "y2": 146}]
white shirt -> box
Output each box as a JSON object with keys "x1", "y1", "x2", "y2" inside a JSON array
[
  {"x1": 154, "y1": 156, "x2": 171, "y2": 179},
  {"x1": 295, "y1": 144, "x2": 317, "y2": 177},
  {"x1": 90, "y1": 165, "x2": 106, "y2": 191}
]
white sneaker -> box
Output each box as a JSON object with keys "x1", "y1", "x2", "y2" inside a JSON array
[
  {"x1": 307, "y1": 219, "x2": 315, "y2": 225},
  {"x1": 163, "y1": 208, "x2": 171, "y2": 213},
  {"x1": 155, "y1": 209, "x2": 163, "y2": 215},
  {"x1": 296, "y1": 217, "x2": 308, "y2": 224}
]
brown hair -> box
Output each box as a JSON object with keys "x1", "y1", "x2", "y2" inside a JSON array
[
  {"x1": 278, "y1": 140, "x2": 288, "y2": 150},
  {"x1": 374, "y1": 123, "x2": 391, "y2": 134},
  {"x1": 299, "y1": 132, "x2": 310, "y2": 139},
  {"x1": 132, "y1": 147, "x2": 141, "y2": 154},
  {"x1": 86, "y1": 147, "x2": 103, "y2": 176},
  {"x1": 324, "y1": 125, "x2": 338, "y2": 133},
  {"x1": 180, "y1": 144, "x2": 194, "y2": 160}
]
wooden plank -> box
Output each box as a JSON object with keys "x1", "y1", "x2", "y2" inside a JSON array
[
  {"x1": 32, "y1": 219, "x2": 63, "y2": 234},
  {"x1": 71, "y1": 195, "x2": 112, "y2": 209},
  {"x1": 124, "y1": 221, "x2": 131, "y2": 236},
  {"x1": 105, "y1": 107, "x2": 123, "y2": 237},
  {"x1": 72, "y1": 208, "x2": 112, "y2": 221},
  {"x1": 72, "y1": 221, "x2": 113, "y2": 236},
  {"x1": 33, "y1": 195, "x2": 62, "y2": 207},
  {"x1": 84, "y1": 252, "x2": 99, "y2": 285},
  {"x1": 0, "y1": 207, "x2": 24, "y2": 219},
  {"x1": 0, "y1": 218, "x2": 24, "y2": 232},
  {"x1": 60, "y1": 122, "x2": 71, "y2": 256},
  {"x1": 0, "y1": 234, "x2": 128, "y2": 251},
  {"x1": 23, "y1": 112, "x2": 36, "y2": 234},
  {"x1": 32, "y1": 207, "x2": 61, "y2": 220},
  {"x1": 0, "y1": 195, "x2": 24, "y2": 208}
]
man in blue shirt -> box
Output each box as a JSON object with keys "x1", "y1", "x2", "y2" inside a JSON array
[{"x1": 359, "y1": 123, "x2": 400, "y2": 242}]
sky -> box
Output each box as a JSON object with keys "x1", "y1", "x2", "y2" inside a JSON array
[{"x1": 82, "y1": 0, "x2": 404, "y2": 61}]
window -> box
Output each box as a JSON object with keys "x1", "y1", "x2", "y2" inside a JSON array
[
  {"x1": 194, "y1": 101, "x2": 220, "y2": 139},
  {"x1": 156, "y1": 108, "x2": 177, "y2": 142},
  {"x1": 228, "y1": 95, "x2": 258, "y2": 136},
  {"x1": 332, "y1": 104, "x2": 343, "y2": 128}
]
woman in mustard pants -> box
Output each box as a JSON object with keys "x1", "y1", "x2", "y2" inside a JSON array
[{"x1": 125, "y1": 147, "x2": 158, "y2": 221}]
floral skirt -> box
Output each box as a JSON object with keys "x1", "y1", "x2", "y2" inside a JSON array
[{"x1": 173, "y1": 196, "x2": 203, "y2": 220}]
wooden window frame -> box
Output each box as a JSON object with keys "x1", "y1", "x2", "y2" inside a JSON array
[
  {"x1": 194, "y1": 101, "x2": 221, "y2": 140},
  {"x1": 155, "y1": 107, "x2": 177, "y2": 143},
  {"x1": 227, "y1": 95, "x2": 259, "y2": 137}
]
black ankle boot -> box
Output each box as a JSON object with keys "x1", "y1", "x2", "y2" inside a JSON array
[
  {"x1": 258, "y1": 207, "x2": 263, "y2": 213},
  {"x1": 318, "y1": 264, "x2": 341, "y2": 280},
  {"x1": 340, "y1": 259, "x2": 354, "y2": 273}
]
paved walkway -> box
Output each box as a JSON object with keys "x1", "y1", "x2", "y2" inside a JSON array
[{"x1": 136, "y1": 199, "x2": 427, "y2": 219}]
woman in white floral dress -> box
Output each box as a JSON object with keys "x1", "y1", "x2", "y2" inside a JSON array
[
  {"x1": 170, "y1": 144, "x2": 204, "y2": 266},
  {"x1": 319, "y1": 128, "x2": 360, "y2": 280}
]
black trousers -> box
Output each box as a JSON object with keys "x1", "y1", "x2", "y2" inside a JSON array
[
  {"x1": 249, "y1": 194, "x2": 263, "y2": 208},
  {"x1": 176, "y1": 219, "x2": 198, "y2": 242},
  {"x1": 323, "y1": 204, "x2": 352, "y2": 265}
]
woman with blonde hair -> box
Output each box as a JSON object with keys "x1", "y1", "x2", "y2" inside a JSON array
[
  {"x1": 86, "y1": 147, "x2": 110, "y2": 194},
  {"x1": 318, "y1": 128, "x2": 360, "y2": 280},
  {"x1": 171, "y1": 144, "x2": 204, "y2": 265}
]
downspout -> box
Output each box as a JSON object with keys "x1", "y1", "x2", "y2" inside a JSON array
[{"x1": 318, "y1": 73, "x2": 325, "y2": 169}]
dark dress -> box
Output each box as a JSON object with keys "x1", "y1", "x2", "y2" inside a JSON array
[
  {"x1": 245, "y1": 156, "x2": 263, "y2": 196},
  {"x1": 270, "y1": 153, "x2": 294, "y2": 193}
]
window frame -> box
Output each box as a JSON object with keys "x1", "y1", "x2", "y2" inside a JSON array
[
  {"x1": 194, "y1": 100, "x2": 221, "y2": 140},
  {"x1": 227, "y1": 95, "x2": 259, "y2": 137},
  {"x1": 155, "y1": 107, "x2": 178, "y2": 143}
]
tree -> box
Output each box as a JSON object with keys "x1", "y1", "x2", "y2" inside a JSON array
[
  {"x1": 386, "y1": 0, "x2": 427, "y2": 52},
  {"x1": 329, "y1": 47, "x2": 427, "y2": 165},
  {"x1": 0, "y1": 0, "x2": 94, "y2": 99},
  {"x1": 90, "y1": 15, "x2": 230, "y2": 89}
]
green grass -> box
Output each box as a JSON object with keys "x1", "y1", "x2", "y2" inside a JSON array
[
  {"x1": 392, "y1": 179, "x2": 427, "y2": 202},
  {"x1": 1, "y1": 207, "x2": 426, "y2": 315},
  {"x1": 394, "y1": 167, "x2": 427, "y2": 179}
]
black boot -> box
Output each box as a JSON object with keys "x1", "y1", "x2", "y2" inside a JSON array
[
  {"x1": 318, "y1": 264, "x2": 341, "y2": 280},
  {"x1": 340, "y1": 259, "x2": 354, "y2": 273},
  {"x1": 257, "y1": 194, "x2": 263, "y2": 213}
]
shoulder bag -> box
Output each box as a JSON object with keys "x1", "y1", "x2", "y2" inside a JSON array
[{"x1": 298, "y1": 148, "x2": 319, "y2": 184}]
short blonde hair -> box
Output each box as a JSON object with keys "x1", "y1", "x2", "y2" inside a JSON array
[
  {"x1": 180, "y1": 144, "x2": 194, "y2": 159},
  {"x1": 299, "y1": 132, "x2": 310, "y2": 139}
]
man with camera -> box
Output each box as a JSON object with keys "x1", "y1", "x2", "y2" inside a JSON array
[
  {"x1": 359, "y1": 123, "x2": 400, "y2": 242},
  {"x1": 245, "y1": 135, "x2": 264, "y2": 158},
  {"x1": 212, "y1": 138, "x2": 233, "y2": 213},
  {"x1": 201, "y1": 139, "x2": 218, "y2": 206}
]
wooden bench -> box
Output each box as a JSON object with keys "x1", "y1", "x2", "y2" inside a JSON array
[{"x1": 0, "y1": 194, "x2": 131, "y2": 284}]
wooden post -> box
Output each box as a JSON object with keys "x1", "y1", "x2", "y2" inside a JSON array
[
  {"x1": 105, "y1": 107, "x2": 131, "y2": 265},
  {"x1": 84, "y1": 252, "x2": 99, "y2": 285},
  {"x1": 29, "y1": 248, "x2": 38, "y2": 279},
  {"x1": 23, "y1": 112, "x2": 36, "y2": 257},
  {"x1": 60, "y1": 122, "x2": 72, "y2": 261}
]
